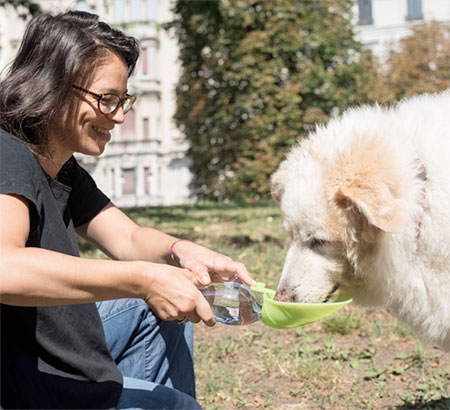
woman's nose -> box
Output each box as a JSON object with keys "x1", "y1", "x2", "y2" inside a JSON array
[{"x1": 108, "y1": 105, "x2": 125, "y2": 124}]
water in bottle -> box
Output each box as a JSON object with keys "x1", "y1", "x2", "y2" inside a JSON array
[{"x1": 200, "y1": 281, "x2": 263, "y2": 325}]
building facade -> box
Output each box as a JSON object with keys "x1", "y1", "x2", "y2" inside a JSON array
[
  {"x1": 1, "y1": 0, "x2": 449, "y2": 206},
  {"x1": 354, "y1": 0, "x2": 450, "y2": 62}
]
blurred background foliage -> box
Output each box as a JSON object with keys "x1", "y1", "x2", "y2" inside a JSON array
[
  {"x1": 385, "y1": 21, "x2": 450, "y2": 99},
  {"x1": 166, "y1": 0, "x2": 380, "y2": 200},
  {"x1": 167, "y1": 0, "x2": 450, "y2": 201}
]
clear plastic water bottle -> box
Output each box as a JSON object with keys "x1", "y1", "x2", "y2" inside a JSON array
[{"x1": 200, "y1": 282, "x2": 263, "y2": 325}]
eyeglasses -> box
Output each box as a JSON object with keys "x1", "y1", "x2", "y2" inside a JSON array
[{"x1": 72, "y1": 85, "x2": 136, "y2": 115}]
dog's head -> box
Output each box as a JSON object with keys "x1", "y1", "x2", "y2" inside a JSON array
[{"x1": 272, "y1": 129, "x2": 416, "y2": 303}]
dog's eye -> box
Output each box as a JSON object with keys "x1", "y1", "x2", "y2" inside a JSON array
[{"x1": 310, "y1": 238, "x2": 325, "y2": 248}]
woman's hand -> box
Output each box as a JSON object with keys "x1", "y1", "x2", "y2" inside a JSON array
[
  {"x1": 141, "y1": 262, "x2": 216, "y2": 326},
  {"x1": 170, "y1": 240, "x2": 256, "y2": 287}
]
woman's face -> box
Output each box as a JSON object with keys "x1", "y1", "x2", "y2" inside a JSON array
[{"x1": 54, "y1": 52, "x2": 129, "y2": 160}]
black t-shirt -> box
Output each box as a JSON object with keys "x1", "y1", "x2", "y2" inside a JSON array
[{"x1": 0, "y1": 129, "x2": 123, "y2": 409}]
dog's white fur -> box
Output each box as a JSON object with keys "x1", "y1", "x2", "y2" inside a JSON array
[{"x1": 271, "y1": 90, "x2": 450, "y2": 351}]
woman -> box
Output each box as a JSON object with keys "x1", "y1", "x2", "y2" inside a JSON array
[{"x1": 0, "y1": 10, "x2": 255, "y2": 409}]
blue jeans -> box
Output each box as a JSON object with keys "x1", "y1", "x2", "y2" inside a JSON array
[{"x1": 96, "y1": 298, "x2": 201, "y2": 409}]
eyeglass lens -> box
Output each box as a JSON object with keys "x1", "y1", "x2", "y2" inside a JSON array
[{"x1": 99, "y1": 95, "x2": 134, "y2": 115}]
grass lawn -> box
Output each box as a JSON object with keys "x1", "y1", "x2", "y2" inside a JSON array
[{"x1": 81, "y1": 201, "x2": 450, "y2": 409}]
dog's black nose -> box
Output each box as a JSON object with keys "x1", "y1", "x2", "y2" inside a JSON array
[{"x1": 274, "y1": 288, "x2": 294, "y2": 302}]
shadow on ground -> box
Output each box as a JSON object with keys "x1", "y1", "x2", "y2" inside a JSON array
[
  {"x1": 221, "y1": 234, "x2": 285, "y2": 247},
  {"x1": 396, "y1": 397, "x2": 450, "y2": 410}
]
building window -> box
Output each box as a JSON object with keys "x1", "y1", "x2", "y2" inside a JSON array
[
  {"x1": 147, "y1": 43, "x2": 157, "y2": 80},
  {"x1": 358, "y1": 0, "x2": 373, "y2": 25},
  {"x1": 121, "y1": 109, "x2": 136, "y2": 141},
  {"x1": 144, "y1": 167, "x2": 151, "y2": 195},
  {"x1": 114, "y1": 0, "x2": 126, "y2": 24},
  {"x1": 157, "y1": 165, "x2": 162, "y2": 193},
  {"x1": 407, "y1": 0, "x2": 423, "y2": 20},
  {"x1": 147, "y1": 0, "x2": 159, "y2": 22},
  {"x1": 140, "y1": 44, "x2": 157, "y2": 79},
  {"x1": 141, "y1": 47, "x2": 148, "y2": 76},
  {"x1": 130, "y1": 0, "x2": 141, "y2": 22},
  {"x1": 77, "y1": 0, "x2": 88, "y2": 12},
  {"x1": 111, "y1": 168, "x2": 116, "y2": 196},
  {"x1": 143, "y1": 117, "x2": 150, "y2": 140},
  {"x1": 122, "y1": 168, "x2": 136, "y2": 195}
]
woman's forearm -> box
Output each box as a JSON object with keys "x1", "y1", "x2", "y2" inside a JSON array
[
  {"x1": 0, "y1": 244, "x2": 215, "y2": 325},
  {"x1": 77, "y1": 205, "x2": 178, "y2": 264},
  {"x1": 125, "y1": 226, "x2": 177, "y2": 264},
  {"x1": 0, "y1": 246, "x2": 148, "y2": 306}
]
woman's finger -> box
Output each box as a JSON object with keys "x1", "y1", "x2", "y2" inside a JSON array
[
  {"x1": 195, "y1": 291, "x2": 215, "y2": 327},
  {"x1": 209, "y1": 258, "x2": 256, "y2": 286},
  {"x1": 183, "y1": 261, "x2": 211, "y2": 286}
]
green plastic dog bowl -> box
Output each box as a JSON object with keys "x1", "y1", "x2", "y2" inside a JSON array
[{"x1": 250, "y1": 283, "x2": 353, "y2": 329}]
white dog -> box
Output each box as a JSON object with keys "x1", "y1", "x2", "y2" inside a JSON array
[{"x1": 271, "y1": 90, "x2": 450, "y2": 351}]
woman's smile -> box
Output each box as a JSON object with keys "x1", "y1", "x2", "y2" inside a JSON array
[{"x1": 92, "y1": 125, "x2": 112, "y2": 140}]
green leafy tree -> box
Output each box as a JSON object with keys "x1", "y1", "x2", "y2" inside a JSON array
[
  {"x1": 0, "y1": 0, "x2": 41, "y2": 17},
  {"x1": 384, "y1": 21, "x2": 450, "y2": 100},
  {"x1": 167, "y1": 0, "x2": 383, "y2": 200}
]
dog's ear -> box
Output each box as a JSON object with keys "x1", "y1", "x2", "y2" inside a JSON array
[
  {"x1": 271, "y1": 161, "x2": 289, "y2": 204},
  {"x1": 334, "y1": 184, "x2": 406, "y2": 233}
]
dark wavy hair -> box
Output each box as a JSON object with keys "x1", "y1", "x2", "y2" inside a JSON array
[{"x1": 0, "y1": 10, "x2": 140, "y2": 155}]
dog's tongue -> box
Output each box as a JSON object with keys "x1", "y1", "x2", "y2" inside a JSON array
[{"x1": 274, "y1": 288, "x2": 294, "y2": 302}]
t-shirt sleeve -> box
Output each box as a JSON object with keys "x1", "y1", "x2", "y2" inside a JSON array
[
  {"x1": 68, "y1": 160, "x2": 111, "y2": 228},
  {"x1": 0, "y1": 129, "x2": 39, "y2": 207}
]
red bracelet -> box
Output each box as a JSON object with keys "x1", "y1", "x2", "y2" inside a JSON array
[{"x1": 170, "y1": 239, "x2": 191, "y2": 262}]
